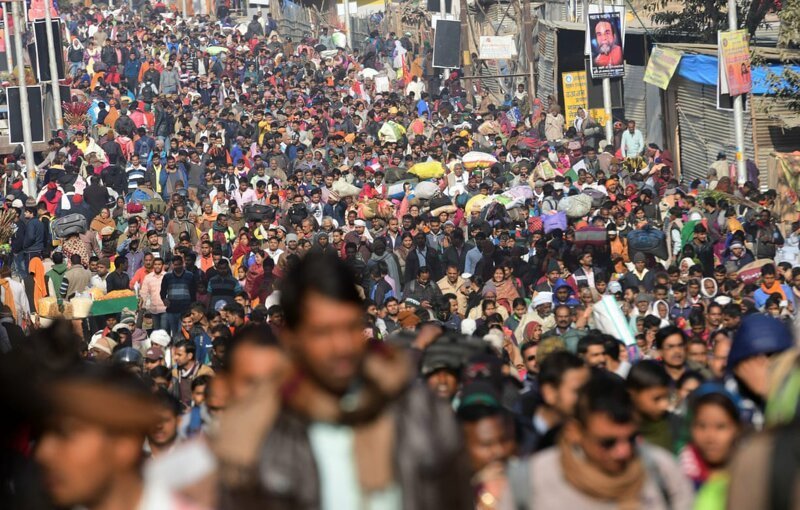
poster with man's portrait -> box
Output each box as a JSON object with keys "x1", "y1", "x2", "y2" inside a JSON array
[{"x1": 587, "y1": 12, "x2": 625, "y2": 79}]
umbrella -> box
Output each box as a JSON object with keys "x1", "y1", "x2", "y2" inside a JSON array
[
  {"x1": 462, "y1": 151, "x2": 498, "y2": 170},
  {"x1": 314, "y1": 44, "x2": 328, "y2": 52},
  {"x1": 206, "y1": 46, "x2": 229, "y2": 56}
]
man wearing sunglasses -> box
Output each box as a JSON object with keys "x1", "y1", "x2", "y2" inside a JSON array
[{"x1": 505, "y1": 371, "x2": 693, "y2": 509}]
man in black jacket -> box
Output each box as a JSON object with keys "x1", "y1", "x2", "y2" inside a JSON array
[{"x1": 404, "y1": 232, "x2": 443, "y2": 284}]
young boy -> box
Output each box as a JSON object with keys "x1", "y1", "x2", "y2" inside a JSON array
[{"x1": 626, "y1": 360, "x2": 680, "y2": 452}]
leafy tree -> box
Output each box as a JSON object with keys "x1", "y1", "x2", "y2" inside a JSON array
[{"x1": 643, "y1": 0, "x2": 780, "y2": 43}]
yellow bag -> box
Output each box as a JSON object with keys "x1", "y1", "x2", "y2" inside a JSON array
[{"x1": 408, "y1": 161, "x2": 445, "y2": 179}]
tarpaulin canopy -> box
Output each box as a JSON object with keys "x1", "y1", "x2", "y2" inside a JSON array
[{"x1": 676, "y1": 54, "x2": 800, "y2": 94}]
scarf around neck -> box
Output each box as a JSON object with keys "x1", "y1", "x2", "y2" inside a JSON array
[{"x1": 559, "y1": 436, "x2": 645, "y2": 510}]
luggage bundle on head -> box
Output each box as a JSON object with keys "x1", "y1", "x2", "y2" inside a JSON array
[
  {"x1": 528, "y1": 215, "x2": 543, "y2": 233},
  {"x1": 332, "y1": 179, "x2": 361, "y2": 198},
  {"x1": 430, "y1": 195, "x2": 456, "y2": 216},
  {"x1": 627, "y1": 226, "x2": 668, "y2": 260},
  {"x1": 557, "y1": 194, "x2": 592, "y2": 218},
  {"x1": 574, "y1": 226, "x2": 608, "y2": 248},
  {"x1": 52, "y1": 213, "x2": 87, "y2": 239},
  {"x1": 141, "y1": 198, "x2": 166, "y2": 215},
  {"x1": 244, "y1": 204, "x2": 276, "y2": 222},
  {"x1": 414, "y1": 181, "x2": 439, "y2": 200},
  {"x1": 543, "y1": 211, "x2": 567, "y2": 234},
  {"x1": 481, "y1": 201, "x2": 511, "y2": 228},
  {"x1": 582, "y1": 189, "x2": 606, "y2": 208}
]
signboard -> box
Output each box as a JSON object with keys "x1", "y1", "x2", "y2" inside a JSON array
[
  {"x1": 643, "y1": 46, "x2": 682, "y2": 90},
  {"x1": 587, "y1": 11, "x2": 625, "y2": 79},
  {"x1": 561, "y1": 70, "x2": 608, "y2": 129},
  {"x1": 432, "y1": 19, "x2": 461, "y2": 69},
  {"x1": 719, "y1": 29, "x2": 752, "y2": 97},
  {"x1": 33, "y1": 19, "x2": 65, "y2": 82},
  {"x1": 584, "y1": 4, "x2": 626, "y2": 55},
  {"x1": 7, "y1": 85, "x2": 45, "y2": 144},
  {"x1": 478, "y1": 36, "x2": 517, "y2": 60}
]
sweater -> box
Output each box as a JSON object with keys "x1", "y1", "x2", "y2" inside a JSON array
[{"x1": 159, "y1": 270, "x2": 196, "y2": 313}]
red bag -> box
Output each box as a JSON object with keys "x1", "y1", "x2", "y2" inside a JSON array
[
  {"x1": 528, "y1": 216, "x2": 543, "y2": 233},
  {"x1": 127, "y1": 202, "x2": 144, "y2": 214}
]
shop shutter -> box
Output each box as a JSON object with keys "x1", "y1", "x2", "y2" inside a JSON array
[
  {"x1": 624, "y1": 64, "x2": 647, "y2": 138},
  {"x1": 537, "y1": 22, "x2": 556, "y2": 103},
  {"x1": 673, "y1": 76, "x2": 755, "y2": 185}
]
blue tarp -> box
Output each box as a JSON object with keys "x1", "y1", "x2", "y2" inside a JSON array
[{"x1": 675, "y1": 53, "x2": 800, "y2": 94}]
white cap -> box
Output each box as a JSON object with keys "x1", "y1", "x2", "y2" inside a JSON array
[
  {"x1": 11, "y1": 199, "x2": 22, "y2": 208},
  {"x1": 608, "y1": 281, "x2": 623, "y2": 294}
]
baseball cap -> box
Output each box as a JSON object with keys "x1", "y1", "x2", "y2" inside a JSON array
[{"x1": 145, "y1": 346, "x2": 164, "y2": 361}]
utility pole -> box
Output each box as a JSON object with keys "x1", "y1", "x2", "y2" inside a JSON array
[
  {"x1": 182, "y1": 0, "x2": 188, "y2": 19},
  {"x1": 727, "y1": 0, "x2": 747, "y2": 185},
  {"x1": 9, "y1": 0, "x2": 35, "y2": 196},
  {"x1": 521, "y1": 0, "x2": 536, "y2": 98},
  {"x1": 43, "y1": 0, "x2": 62, "y2": 131},
  {"x1": 343, "y1": 0, "x2": 351, "y2": 49},
  {"x1": 2, "y1": 7, "x2": 12, "y2": 73},
  {"x1": 599, "y1": 0, "x2": 613, "y2": 144},
  {"x1": 459, "y1": 0, "x2": 473, "y2": 105}
]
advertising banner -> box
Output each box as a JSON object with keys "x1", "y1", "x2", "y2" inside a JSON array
[
  {"x1": 643, "y1": 46, "x2": 682, "y2": 89},
  {"x1": 719, "y1": 29, "x2": 752, "y2": 97},
  {"x1": 587, "y1": 11, "x2": 625, "y2": 79}
]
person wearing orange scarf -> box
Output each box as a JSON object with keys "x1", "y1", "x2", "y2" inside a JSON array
[
  {"x1": 754, "y1": 263, "x2": 795, "y2": 311},
  {"x1": 28, "y1": 257, "x2": 47, "y2": 315}
]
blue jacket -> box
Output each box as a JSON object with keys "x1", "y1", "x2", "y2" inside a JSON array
[{"x1": 22, "y1": 218, "x2": 44, "y2": 254}]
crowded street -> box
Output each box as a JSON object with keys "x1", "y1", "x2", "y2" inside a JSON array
[{"x1": 0, "y1": 0, "x2": 799, "y2": 508}]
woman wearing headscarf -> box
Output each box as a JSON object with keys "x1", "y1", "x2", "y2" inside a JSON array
[
  {"x1": 647, "y1": 299, "x2": 671, "y2": 328},
  {"x1": 701, "y1": 277, "x2": 718, "y2": 302},
  {"x1": 90, "y1": 207, "x2": 117, "y2": 233}
]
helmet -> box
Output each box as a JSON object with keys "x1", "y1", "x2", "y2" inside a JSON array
[
  {"x1": 728, "y1": 314, "x2": 793, "y2": 369},
  {"x1": 112, "y1": 347, "x2": 143, "y2": 367}
]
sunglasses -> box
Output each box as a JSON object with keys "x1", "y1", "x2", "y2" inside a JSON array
[
  {"x1": 525, "y1": 355, "x2": 536, "y2": 362},
  {"x1": 593, "y1": 432, "x2": 639, "y2": 451}
]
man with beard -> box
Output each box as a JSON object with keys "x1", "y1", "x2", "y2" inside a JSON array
[
  {"x1": 216, "y1": 253, "x2": 471, "y2": 509},
  {"x1": 592, "y1": 18, "x2": 623, "y2": 67}
]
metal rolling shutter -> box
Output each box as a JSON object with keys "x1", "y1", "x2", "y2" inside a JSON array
[
  {"x1": 674, "y1": 76, "x2": 755, "y2": 185},
  {"x1": 624, "y1": 64, "x2": 647, "y2": 138},
  {"x1": 537, "y1": 22, "x2": 556, "y2": 103}
]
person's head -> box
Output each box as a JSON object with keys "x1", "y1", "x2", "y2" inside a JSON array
[
  {"x1": 728, "y1": 314, "x2": 793, "y2": 398},
  {"x1": 280, "y1": 254, "x2": 364, "y2": 395},
  {"x1": 457, "y1": 403, "x2": 516, "y2": 474},
  {"x1": 689, "y1": 387, "x2": 741, "y2": 468},
  {"x1": 35, "y1": 366, "x2": 159, "y2": 508},
  {"x1": 520, "y1": 340, "x2": 539, "y2": 374},
  {"x1": 171, "y1": 255, "x2": 185, "y2": 274},
  {"x1": 543, "y1": 300, "x2": 566, "y2": 328},
  {"x1": 565, "y1": 371, "x2": 638, "y2": 475},
  {"x1": 221, "y1": 324, "x2": 285, "y2": 401},
  {"x1": 577, "y1": 335, "x2": 607, "y2": 369},
  {"x1": 594, "y1": 18, "x2": 616, "y2": 55},
  {"x1": 147, "y1": 389, "x2": 182, "y2": 452},
  {"x1": 626, "y1": 360, "x2": 671, "y2": 421},
  {"x1": 709, "y1": 331, "x2": 731, "y2": 379},
  {"x1": 655, "y1": 326, "x2": 687, "y2": 372},
  {"x1": 172, "y1": 340, "x2": 196, "y2": 370},
  {"x1": 687, "y1": 339, "x2": 709, "y2": 366},
  {"x1": 538, "y1": 351, "x2": 589, "y2": 419}
]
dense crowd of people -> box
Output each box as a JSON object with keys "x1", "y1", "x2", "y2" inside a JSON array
[{"x1": 1, "y1": 2, "x2": 800, "y2": 510}]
